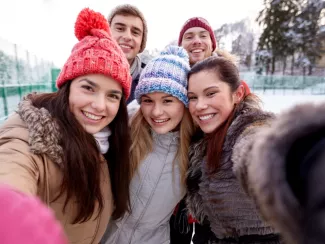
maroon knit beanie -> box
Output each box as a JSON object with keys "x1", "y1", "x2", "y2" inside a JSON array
[{"x1": 178, "y1": 17, "x2": 217, "y2": 51}]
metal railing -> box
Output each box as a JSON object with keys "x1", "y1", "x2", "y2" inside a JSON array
[{"x1": 0, "y1": 37, "x2": 57, "y2": 123}]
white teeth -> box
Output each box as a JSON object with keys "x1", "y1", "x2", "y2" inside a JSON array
[
  {"x1": 199, "y1": 114, "x2": 214, "y2": 121},
  {"x1": 192, "y1": 49, "x2": 202, "y2": 53},
  {"x1": 83, "y1": 111, "x2": 103, "y2": 121},
  {"x1": 120, "y1": 45, "x2": 131, "y2": 49},
  {"x1": 153, "y1": 119, "x2": 169, "y2": 123}
]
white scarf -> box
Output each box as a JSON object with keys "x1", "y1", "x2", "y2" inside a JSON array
[
  {"x1": 130, "y1": 55, "x2": 142, "y2": 80},
  {"x1": 93, "y1": 127, "x2": 111, "y2": 154}
]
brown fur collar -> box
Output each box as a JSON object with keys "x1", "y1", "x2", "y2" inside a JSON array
[
  {"x1": 17, "y1": 95, "x2": 64, "y2": 166},
  {"x1": 248, "y1": 102, "x2": 325, "y2": 244}
]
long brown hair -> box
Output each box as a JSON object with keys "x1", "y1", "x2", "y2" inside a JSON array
[
  {"x1": 31, "y1": 81, "x2": 131, "y2": 223},
  {"x1": 188, "y1": 56, "x2": 258, "y2": 173}
]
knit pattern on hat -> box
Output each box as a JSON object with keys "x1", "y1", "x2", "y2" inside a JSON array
[
  {"x1": 108, "y1": 4, "x2": 148, "y2": 53},
  {"x1": 178, "y1": 17, "x2": 217, "y2": 51},
  {"x1": 135, "y1": 45, "x2": 190, "y2": 106},
  {"x1": 0, "y1": 185, "x2": 68, "y2": 244},
  {"x1": 56, "y1": 8, "x2": 132, "y2": 99}
]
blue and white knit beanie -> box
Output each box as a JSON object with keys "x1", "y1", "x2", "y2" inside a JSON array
[{"x1": 135, "y1": 45, "x2": 190, "y2": 106}]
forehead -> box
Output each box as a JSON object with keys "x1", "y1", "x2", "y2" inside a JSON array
[
  {"x1": 143, "y1": 92, "x2": 172, "y2": 99},
  {"x1": 111, "y1": 14, "x2": 143, "y2": 31},
  {"x1": 188, "y1": 71, "x2": 224, "y2": 90},
  {"x1": 184, "y1": 27, "x2": 209, "y2": 35}
]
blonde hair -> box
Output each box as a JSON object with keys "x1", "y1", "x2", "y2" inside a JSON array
[{"x1": 129, "y1": 108, "x2": 194, "y2": 186}]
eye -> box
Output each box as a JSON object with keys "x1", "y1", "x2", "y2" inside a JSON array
[
  {"x1": 132, "y1": 30, "x2": 141, "y2": 36},
  {"x1": 81, "y1": 85, "x2": 94, "y2": 92},
  {"x1": 188, "y1": 96, "x2": 197, "y2": 101},
  {"x1": 115, "y1": 26, "x2": 124, "y2": 32},
  {"x1": 201, "y1": 34, "x2": 208, "y2": 38},
  {"x1": 163, "y1": 99, "x2": 173, "y2": 104},
  {"x1": 185, "y1": 36, "x2": 192, "y2": 40},
  {"x1": 207, "y1": 91, "x2": 217, "y2": 97},
  {"x1": 108, "y1": 93, "x2": 120, "y2": 100},
  {"x1": 141, "y1": 98, "x2": 152, "y2": 104}
]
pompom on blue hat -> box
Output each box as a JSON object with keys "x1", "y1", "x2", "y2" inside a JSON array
[{"x1": 135, "y1": 45, "x2": 190, "y2": 106}]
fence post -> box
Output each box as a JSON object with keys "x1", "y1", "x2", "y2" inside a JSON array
[{"x1": 14, "y1": 44, "x2": 23, "y2": 99}]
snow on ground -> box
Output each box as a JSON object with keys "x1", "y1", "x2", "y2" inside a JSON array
[{"x1": 255, "y1": 91, "x2": 325, "y2": 114}]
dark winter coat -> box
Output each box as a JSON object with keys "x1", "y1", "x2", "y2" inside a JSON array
[{"x1": 186, "y1": 97, "x2": 280, "y2": 243}]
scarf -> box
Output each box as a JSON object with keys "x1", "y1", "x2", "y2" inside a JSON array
[{"x1": 93, "y1": 127, "x2": 111, "y2": 154}]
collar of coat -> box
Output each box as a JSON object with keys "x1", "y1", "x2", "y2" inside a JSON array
[{"x1": 17, "y1": 94, "x2": 64, "y2": 167}]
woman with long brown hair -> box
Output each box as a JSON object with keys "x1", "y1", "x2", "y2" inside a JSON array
[
  {"x1": 185, "y1": 56, "x2": 281, "y2": 243},
  {"x1": 0, "y1": 8, "x2": 132, "y2": 243}
]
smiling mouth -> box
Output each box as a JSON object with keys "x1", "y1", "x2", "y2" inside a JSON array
[
  {"x1": 82, "y1": 111, "x2": 104, "y2": 121},
  {"x1": 152, "y1": 118, "x2": 170, "y2": 124},
  {"x1": 191, "y1": 49, "x2": 204, "y2": 53},
  {"x1": 198, "y1": 114, "x2": 215, "y2": 121},
  {"x1": 120, "y1": 44, "x2": 132, "y2": 49}
]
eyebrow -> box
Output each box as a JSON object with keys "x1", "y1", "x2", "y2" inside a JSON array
[
  {"x1": 79, "y1": 78, "x2": 123, "y2": 95},
  {"x1": 188, "y1": 86, "x2": 219, "y2": 94},
  {"x1": 114, "y1": 22, "x2": 143, "y2": 33}
]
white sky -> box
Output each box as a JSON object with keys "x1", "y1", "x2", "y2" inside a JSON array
[{"x1": 0, "y1": 0, "x2": 263, "y2": 67}]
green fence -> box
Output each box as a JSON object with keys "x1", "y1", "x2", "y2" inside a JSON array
[
  {"x1": 0, "y1": 37, "x2": 58, "y2": 123},
  {"x1": 241, "y1": 72, "x2": 325, "y2": 94}
]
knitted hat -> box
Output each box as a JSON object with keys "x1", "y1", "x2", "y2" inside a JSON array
[
  {"x1": 178, "y1": 17, "x2": 217, "y2": 51},
  {"x1": 135, "y1": 45, "x2": 190, "y2": 106},
  {"x1": 56, "y1": 8, "x2": 132, "y2": 99},
  {"x1": 0, "y1": 185, "x2": 68, "y2": 244},
  {"x1": 108, "y1": 4, "x2": 147, "y2": 53}
]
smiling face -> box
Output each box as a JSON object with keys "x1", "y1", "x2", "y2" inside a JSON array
[
  {"x1": 140, "y1": 92, "x2": 185, "y2": 134},
  {"x1": 110, "y1": 14, "x2": 143, "y2": 65},
  {"x1": 69, "y1": 74, "x2": 123, "y2": 134},
  {"x1": 188, "y1": 70, "x2": 244, "y2": 133},
  {"x1": 181, "y1": 27, "x2": 213, "y2": 65}
]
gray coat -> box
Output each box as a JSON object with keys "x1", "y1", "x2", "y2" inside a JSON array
[
  {"x1": 186, "y1": 98, "x2": 280, "y2": 243},
  {"x1": 102, "y1": 131, "x2": 185, "y2": 244}
]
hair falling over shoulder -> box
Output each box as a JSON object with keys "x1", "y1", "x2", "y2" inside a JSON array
[{"x1": 30, "y1": 82, "x2": 131, "y2": 223}]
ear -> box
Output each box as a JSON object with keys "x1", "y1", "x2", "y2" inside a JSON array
[{"x1": 232, "y1": 85, "x2": 245, "y2": 104}]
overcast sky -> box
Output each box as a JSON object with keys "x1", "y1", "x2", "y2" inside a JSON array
[{"x1": 0, "y1": 0, "x2": 263, "y2": 66}]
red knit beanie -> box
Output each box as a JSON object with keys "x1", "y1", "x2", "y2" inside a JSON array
[
  {"x1": 56, "y1": 8, "x2": 132, "y2": 99},
  {"x1": 0, "y1": 185, "x2": 68, "y2": 244},
  {"x1": 178, "y1": 17, "x2": 217, "y2": 51}
]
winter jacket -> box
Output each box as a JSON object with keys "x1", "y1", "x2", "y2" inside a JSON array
[
  {"x1": 186, "y1": 98, "x2": 280, "y2": 243},
  {"x1": 127, "y1": 61, "x2": 146, "y2": 104},
  {"x1": 245, "y1": 102, "x2": 325, "y2": 244},
  {"x1": 101, "y1": 130, "x2": 185, "y2": 244},
  {"x1": 0, "y1": 97, "x2": 114, "y2": 244}
]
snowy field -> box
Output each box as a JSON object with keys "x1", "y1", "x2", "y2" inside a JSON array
[{"x1": 255, "y1": 90, "x2": 325, "y2": 114}]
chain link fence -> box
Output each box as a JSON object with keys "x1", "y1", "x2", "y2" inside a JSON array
[{"x1": 0, "y1": 37, "x2": 57, "y2": 123}]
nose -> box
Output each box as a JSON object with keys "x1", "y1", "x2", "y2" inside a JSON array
[
  {"x1": 122, "y1": 28, "x2": 132, "y2": 41},
  {"x1": 91, "y1": 95, "x2": 106, "y2": 112},
  {"x1": 152, "y1": 103, "x2": 164, "y2": 117},
  {"x1": 195, "y1": 98, "x2": 208, "y2": 111},
  {"x1": 192, "y1": 35, "x2": 202, "y2": 45}
]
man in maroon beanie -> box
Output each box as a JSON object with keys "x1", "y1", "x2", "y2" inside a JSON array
[{"x1": 178, "y1": 17, "x2": 217, "y2": 66}]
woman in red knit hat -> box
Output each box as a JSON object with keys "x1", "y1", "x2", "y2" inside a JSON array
[{"x1": 0, "y1": 8, "x2": 132, "y2": 243}]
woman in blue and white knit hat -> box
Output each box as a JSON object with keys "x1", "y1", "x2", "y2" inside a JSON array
[{"x1": 101, "y1": 45, "x2": 195, "y2": 244}]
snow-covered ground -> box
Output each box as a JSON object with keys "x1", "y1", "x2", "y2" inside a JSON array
[{"x1": 255, "y1": 91, "x2": 325, "y2": 114}]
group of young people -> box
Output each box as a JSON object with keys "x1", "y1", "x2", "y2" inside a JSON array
[{"x1": 0, "y1": 4, "x2": 324, "y2": 244}]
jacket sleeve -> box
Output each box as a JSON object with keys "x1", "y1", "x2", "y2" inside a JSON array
[
  {"x1": 0, "y1": 136, "x2": 39, "y2": 196},
  {"x1": 233, "y1": 102, "x2": 325, "y2": 244}
]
